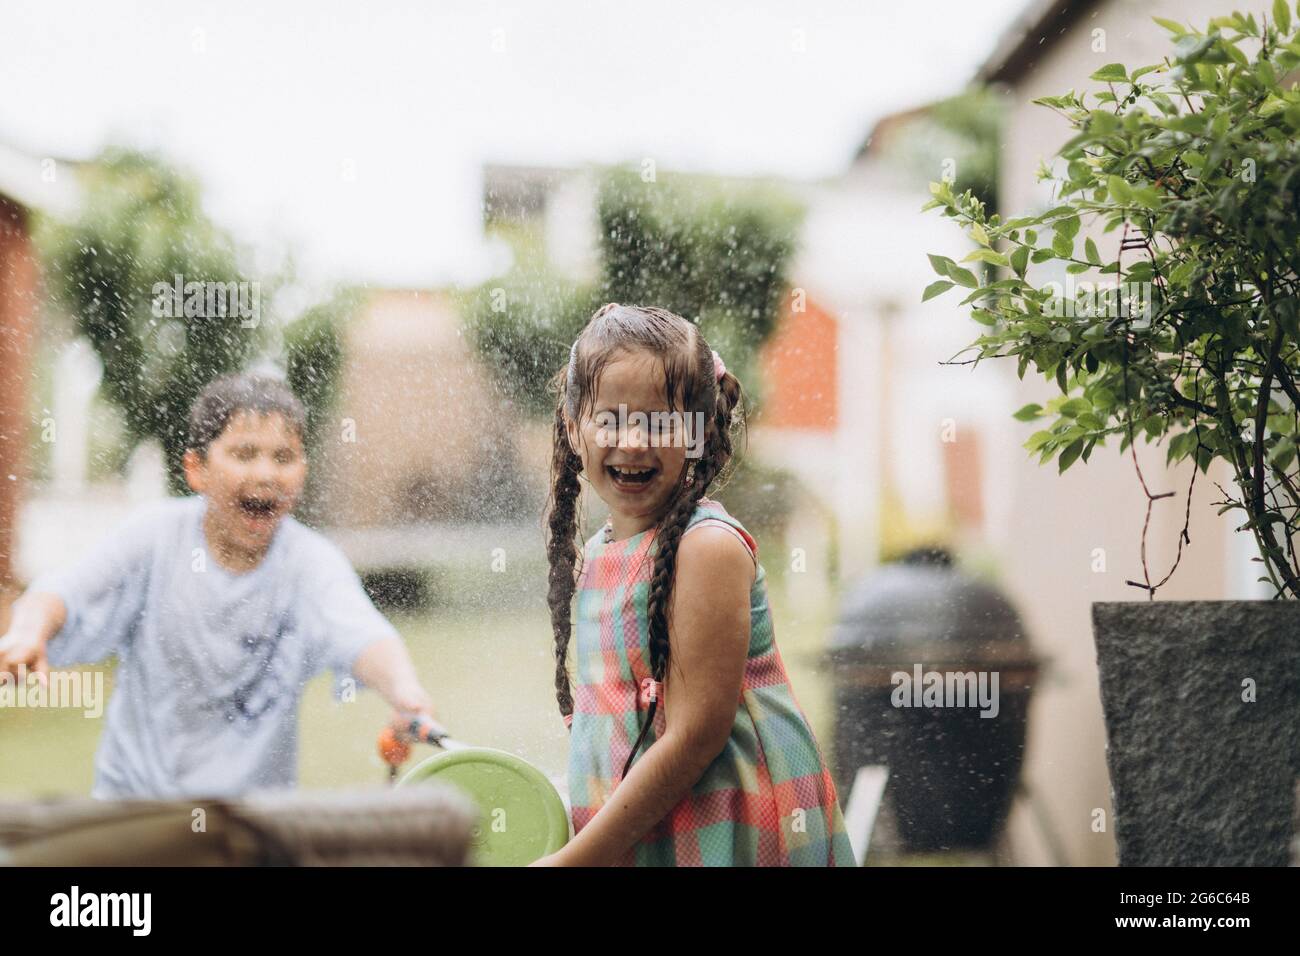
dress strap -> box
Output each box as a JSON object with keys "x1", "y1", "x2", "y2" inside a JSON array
[{"x1": 682, "y1": 516, "x2": 758, "y2": 566}]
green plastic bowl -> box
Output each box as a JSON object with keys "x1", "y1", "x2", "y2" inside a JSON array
[{"x1": 397, "y1": 747, "x2": 570, "y2": 866}]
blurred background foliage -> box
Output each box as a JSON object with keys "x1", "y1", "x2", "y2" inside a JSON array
[
  {"x1": 887, "y1": 86, "x2": 1004, "y2": 213},
  {"x1": 35, "y1": 146, "x2": 349, "y2": 499},
  {"x1": 595, "y1": 168, "x2": 803, "y2": 394},
  {"x1": 36, "y1": 147, "x2": 258, "y2": 493},
  {"x1": 283, "y1": 287, "x2": 353, "y2": 524}
]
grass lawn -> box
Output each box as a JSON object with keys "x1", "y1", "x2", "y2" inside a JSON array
[{"x1": 0, "y1": 588, "x2": 841, "y2": 799}]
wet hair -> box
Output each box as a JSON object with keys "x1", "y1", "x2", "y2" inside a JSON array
[
  {"x1": 545, "y1": 302, "x2": 746, "y2": 774},
  {"x1": 186, "y1": 373, "x2": 307, "y2": 457}
]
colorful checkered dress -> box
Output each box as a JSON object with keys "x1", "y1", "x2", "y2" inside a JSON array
[{"x1": 566, "y1": 497, "x2": 856, "y2": 866}]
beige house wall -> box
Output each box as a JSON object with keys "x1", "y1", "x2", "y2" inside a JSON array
[{"x1": 321, "y1": 289, "x2": 504, "y2": 527}]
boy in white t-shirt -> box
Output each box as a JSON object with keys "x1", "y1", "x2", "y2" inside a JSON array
[{"x1": 0, "y1": 373, "x2": 434, "y2": 798}]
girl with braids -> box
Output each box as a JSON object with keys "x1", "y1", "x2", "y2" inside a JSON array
[{"x1": 532, "y1": 302, "x2": 854, "y2": 867}]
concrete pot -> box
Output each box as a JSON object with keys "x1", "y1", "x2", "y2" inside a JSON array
[{"x1": 1091, "y1": 601, "x2": 1300, "y2": 866}]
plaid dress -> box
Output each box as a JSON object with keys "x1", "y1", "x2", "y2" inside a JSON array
[{"x1": 567, "y1": 497, "x2": 856, "y2": 866}]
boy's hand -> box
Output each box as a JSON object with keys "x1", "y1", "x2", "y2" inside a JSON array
[
  {"x1": 0, "y1": 592, "x2": 64, "y2": 684},
  {"x1": 388, "y1": 683, "x2": 436, "y2": 729},
  {"x1": 353, "y1": 635, "x2": 437, "y2": 728},
  {"x1": 0, "y1": 627, "x2": 50, "y2": 685}
]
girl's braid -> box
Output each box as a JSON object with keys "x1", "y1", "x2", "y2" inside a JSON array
[
  {"x1": 546, "y1": 401, "x2": 583, "y2": 719},
  {"x1": 643, "y1": 367, "x2": 740, "y2": 684}
]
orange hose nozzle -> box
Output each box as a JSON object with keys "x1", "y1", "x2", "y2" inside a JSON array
[{"x1": 378, "y1": 726, "x2": 412, "y2": 766}]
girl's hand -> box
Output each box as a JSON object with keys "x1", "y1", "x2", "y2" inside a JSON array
[{"x1": 528, "y1": 849, "x2": 573, "y2": 866}]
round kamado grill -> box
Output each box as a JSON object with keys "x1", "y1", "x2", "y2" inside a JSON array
[{"x1": 826, "y1": 547, "x2": 1041, "y2": 853}]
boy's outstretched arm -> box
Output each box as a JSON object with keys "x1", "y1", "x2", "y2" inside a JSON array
[
  {"x1": 353, "y1": 635, "x2": 436, "y2": 723},
  {"x1": 0, "y1": 591, "x2": 67, "y2": 682}
]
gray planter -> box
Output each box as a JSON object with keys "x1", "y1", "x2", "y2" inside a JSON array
[{"x1": 1092, "y1": 601, "x2": 1300, "y2": 866}]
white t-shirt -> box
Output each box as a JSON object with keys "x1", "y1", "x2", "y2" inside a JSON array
[{"x1": 32, "y1": 495, "x2": 398, "y2": 799}]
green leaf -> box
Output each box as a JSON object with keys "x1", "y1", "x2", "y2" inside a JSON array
[
  {"x1": 1269, "y1": 436, "x2": 1296, "y2": 470},
  {"x1": 1276, "y1": 0, "x2": 1292, "y2": 34},
  {"x1": 1153, "y1": 16, "x2": 1186, "y2": 34},
  {"x1": 922, "y1": 280, "x2": 955, "y2": 302},
  {"x1": 1107, "y1": 175, "x2": 1132, "y2": 203},
  {"x1": 1013, "y1": 403, "x2": 1043, "y2": 422},
  {"x1": 1166, "y1": 430, "x2": 1196, "y2": 465},
  {"x1": 1025, "y1": 429, "x2": 1054, "y2": 451},
  {"x1": 1168, "y1": 260, "x2": 1196, "y2": 285},
  {"x1": 1221, "y1": 37, "x2": 1249, "y2": 67},
  {"x1": 1084, "y1": 237, "x2": 1100, "y2": 265},
  {"x1": 1090, "y1": 63, "x2": 1129, "y2": 82},
  {"x1": 1087, "y1": 110, "x2": 1118, "y2": 136},
  {"x1": 1011, "y1": 245, "x2": 1030, "y2": 278},
  {"x1": 928, "y1": 254, "x2": 957, "y2": 278},
  {"x1": 1058, "y1": 438, "x2": 1086, "y2": 473},
  {"x1": 1272, "y1": 443, "x2": 1296, "y2": 471},
  {"x1": 948, "y1": 265, "x2": 979, "y2": 289},
  {"x1": 1174, "y1": 33, "x2": 1216, "y2": 64},
  {"x1": 1131, "y1": 185, "x2": 1162, "y2": 209},
  {"x1": 961, "y1": 248, "x2": 1010, "y2": 266},
  {"x1": 1091, "y1": 387, "x2": 1116, "y2": 410},
  {"x1": 1052, "y1": 232, "x2": 1074, "y2": 258}
]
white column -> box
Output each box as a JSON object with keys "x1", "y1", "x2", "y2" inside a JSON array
[
  {"x1": 835, "y1": 305, "x2": 882, "y2": 581},
  {"x1": 51, "y1": 339, "x2": 102, "y2": 494}
]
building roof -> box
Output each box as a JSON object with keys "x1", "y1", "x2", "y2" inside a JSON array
[
  {"x1": 976, "y1": 0, "x2": 1100, "y2": 85},
  {"x1": 481, "y1": 163, "x2": 569, "y2": 225},
  {"x1": 852, "y1": 103, "x2": 936, "y2": 163}
]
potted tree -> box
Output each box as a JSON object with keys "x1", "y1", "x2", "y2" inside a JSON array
[{"x1": 924, "y1": 8, "x2": 1300, "y2": 865}]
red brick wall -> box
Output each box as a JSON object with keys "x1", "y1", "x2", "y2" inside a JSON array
[
  {"x1": 757, "y1": 291, "x2": 837, "y2": 431},
  {"x1": 942, "y1": 425, "x2": 985, "y2": 531},
  {"x1": 0, "y1": 195, "x2": 36, "y2": 586}
]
